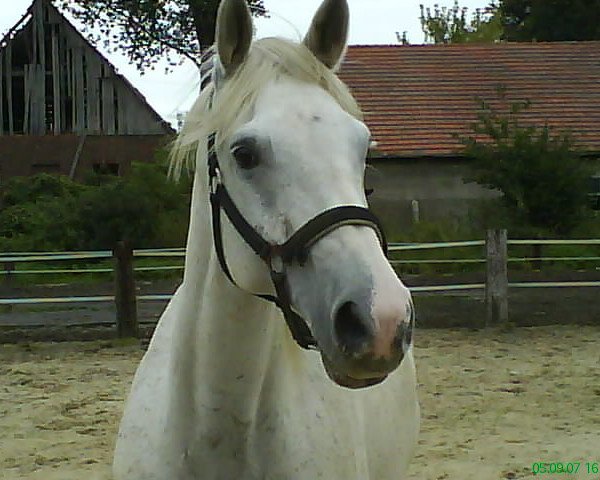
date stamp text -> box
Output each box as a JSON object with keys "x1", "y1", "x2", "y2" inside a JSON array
[{"x1": 532, "y1": 462, "x2": 599, "y2": 475}]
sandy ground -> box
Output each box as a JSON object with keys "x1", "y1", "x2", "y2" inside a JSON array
[{"x1": 1, "y1": 326, "x2": 599, "y2": 480}]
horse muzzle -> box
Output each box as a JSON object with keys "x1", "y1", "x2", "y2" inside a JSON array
[{"x1": 324, "y1": 299, "x2": 413, "y2": 389}]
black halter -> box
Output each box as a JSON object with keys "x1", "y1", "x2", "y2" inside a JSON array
[{"x1": 207, "y1": 134, "x2": 387, "y2": 350}]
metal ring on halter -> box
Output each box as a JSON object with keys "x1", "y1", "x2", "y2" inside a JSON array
[{"x1": 210, "y1": 168, "x2": 222, "y2": 195}]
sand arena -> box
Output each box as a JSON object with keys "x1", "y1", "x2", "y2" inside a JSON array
[{"x1": 1, "y1": 325, "x2": 599, "y2": 480}]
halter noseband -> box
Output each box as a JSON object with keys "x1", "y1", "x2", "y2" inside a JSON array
[{"x1": 207, "y1": 135, "x2": 387, "y2": 350}]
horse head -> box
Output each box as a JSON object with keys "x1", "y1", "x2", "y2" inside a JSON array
[{"x1": 183, "y1": 0, "x2": 415, "y2": 389}]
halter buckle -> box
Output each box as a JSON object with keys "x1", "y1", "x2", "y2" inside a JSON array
[
  {"x1": 269, "y1": 252, "x2": 285, "y2": 274},
  {"x1": 210, "y1": 167, "x2": 222, "y2": 195}
]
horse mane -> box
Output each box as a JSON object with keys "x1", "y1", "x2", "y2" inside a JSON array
[{"x1": 170, "y1": 37, "x2": 363, "y2": 179}]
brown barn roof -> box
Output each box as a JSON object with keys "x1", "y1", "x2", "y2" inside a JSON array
[{"x1": 339, "y1": 42, "x2": 600, "y2": 158}]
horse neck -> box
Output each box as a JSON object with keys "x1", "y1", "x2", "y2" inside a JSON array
[{"x1": 173, "y1": 168, "x2": 295, "y2": 421}]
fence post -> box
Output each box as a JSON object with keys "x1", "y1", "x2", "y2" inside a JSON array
[
  {"x1": 531, "y1": 242, "x2": 543, "y2": 270},
  {"x1": 2, "y1": 262, "x2": 15, "y2": 313},
  {"x1": 3, "y1": 261, "x2": 14, "y2": 285},
  {"x1": 485, "y1": 229, "x2": 508, "y2": 327},
  {"x1": 411, "y1": 200, "x2": 420, "y2": 224},
  {"x1": 113, "y1": 241, "x2": 138, "y2": 338}
]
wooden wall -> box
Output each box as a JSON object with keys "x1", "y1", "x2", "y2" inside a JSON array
[
  {"x1": 0, "y1": 134, "x2": 169, "y2": 180},
  {"x1": 0, "y1": 0, "x2": 172, "y2": 137}
]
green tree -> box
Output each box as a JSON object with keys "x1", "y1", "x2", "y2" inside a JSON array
[
  {"x1": 0, "y1": 174, "x2": 84, "y2": 208},
  {"x1": 459, "y1": 89, "x2": 591, "y2": 237},
  {"x1": 0, "y1": 162, "x2": 192, "y2": 251},
  {"x1": 0, "y1": 174, "x2": 85, "y2": 251},
  {"x1": 78, "y1": 162, "x2": 191, "y2": 249},
  {"x1": 419, "y1": 1, "x2": 503, "y2": 44},
  {"x1": 499, "y1": 0, "x2": 600, "y2": 42},
  {"x1": 59, "y1": 0, "x2": 267, "y2": 71}
]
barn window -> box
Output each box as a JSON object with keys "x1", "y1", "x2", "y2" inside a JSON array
[
  {"x1": 31, "y1": 163, "x2": 61, "y2": 174},
  {"x1": 93, "y1": 162, "x2": 120, "y2": 176}
]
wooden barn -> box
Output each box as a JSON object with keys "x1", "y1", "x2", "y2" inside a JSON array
[
  {"x1": 339, "y1": 42, "x2": 600, "y2": 230},
  {"x1": 0, "y1": 0, "x2": 174, "y2": 180}
]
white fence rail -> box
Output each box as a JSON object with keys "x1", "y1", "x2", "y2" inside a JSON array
[{"x1": 0, "y1": 232, "x2": 598, "y2": 332}]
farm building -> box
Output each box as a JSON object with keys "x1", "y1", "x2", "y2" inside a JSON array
[
  {"x1": 0, "y1": 0, "x2": 173, "y2": 180},
  {"x1": 339, "y1": 42, "x2": 600, "y2": 229}
]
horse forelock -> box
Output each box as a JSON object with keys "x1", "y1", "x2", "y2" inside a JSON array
[{"x1": 169, "y1": 37, "x2": 362, "y2": 179}]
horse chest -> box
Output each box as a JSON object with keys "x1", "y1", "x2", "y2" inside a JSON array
[
  {"x1": 181, "y1": 392, "x2": 373, "y2": 480},
  {"x1": 115, "y1": 321, "x2": 417, "y2": 480}
]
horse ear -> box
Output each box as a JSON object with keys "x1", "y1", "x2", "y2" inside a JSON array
[
  {"x1": 303, "y1": 0, "x2": 349, "y2": 70},
  {"x1": 216, "y1": 0, "x2": 253, "y2": 75}
]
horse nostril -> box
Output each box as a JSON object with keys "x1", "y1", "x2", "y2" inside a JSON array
[{"x1": 334, "y1": 301, "x2": 372, "y2": 354}]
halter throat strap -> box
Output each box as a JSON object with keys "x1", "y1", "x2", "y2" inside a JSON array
[{"x1": 207, "y1": 134, "x2": 387, "y2": 350}]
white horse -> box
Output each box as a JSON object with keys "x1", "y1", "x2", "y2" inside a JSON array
[{"x1": 113, "y1": 0, "x2": 419, "y2": 478}]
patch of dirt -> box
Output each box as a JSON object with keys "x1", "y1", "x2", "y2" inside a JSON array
[
  {"x1": 0, "y1": 340, "x2": 142, "y2": 480},
  {"x1": 1, "y1": 326, "x2": 599, "y2": 479},
  {"x1": 407, "y1": 326, "x2": 600, "y2": 480}
]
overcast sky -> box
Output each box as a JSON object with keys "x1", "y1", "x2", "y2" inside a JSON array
[{"x1": 1, "y1": 0, "x2": 486, "y2": 126}]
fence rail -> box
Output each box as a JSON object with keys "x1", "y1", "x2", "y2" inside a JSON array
[{"x1": 1, "y1": 232, "x2": 598, "y2": 333}]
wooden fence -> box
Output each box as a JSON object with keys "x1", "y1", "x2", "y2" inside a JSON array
[
  {"x1": 0, "y1": 243, "x2": 183, "y2": 337},
  {"x1": 1, "y1": 231, "x2": 599, "y2": 336}
]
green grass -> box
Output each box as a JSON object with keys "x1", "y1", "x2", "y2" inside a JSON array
[
  {"x1": 2, "y1": 218, "x2": 599, "y2": 287},
  {"x1": 388, "y1": 219, "x2": 600, "y2": 275}
]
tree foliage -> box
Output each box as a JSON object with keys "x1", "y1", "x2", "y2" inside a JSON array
[
  {"x1": 59, "y1": 0, "x2": 267, "y2": 71},
  {"x1": 419, "y1": 1, "x2": 502, "y2": 44},
  {"x1": 458, "y1": 90, "x2": 591, "y2": 236},
  {"x1": 0, "y1": 163, "x2": 192, "y2": 251},
  {"x1": 417, "y1": 0, "x2": 600, "y2": 44},
  {"x1": 499, "y1": 0, "x2": 600, "y2": 42}
]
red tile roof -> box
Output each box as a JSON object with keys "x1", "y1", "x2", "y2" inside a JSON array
[{"x1": 339, "y1": 42, "x2": 600, "y2": 158}]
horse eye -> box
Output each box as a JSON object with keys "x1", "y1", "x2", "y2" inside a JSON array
[{"x1": 232, "y1": 145, "x2": 259, "y2": 170}]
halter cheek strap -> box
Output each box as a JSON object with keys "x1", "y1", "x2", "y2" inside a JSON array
[
  {"x1": 207, "y1": 133, "x2": 388, "y2": 350},
  {"x1": 209, "y1": 176, "x2": 315, "y2": 348}
]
